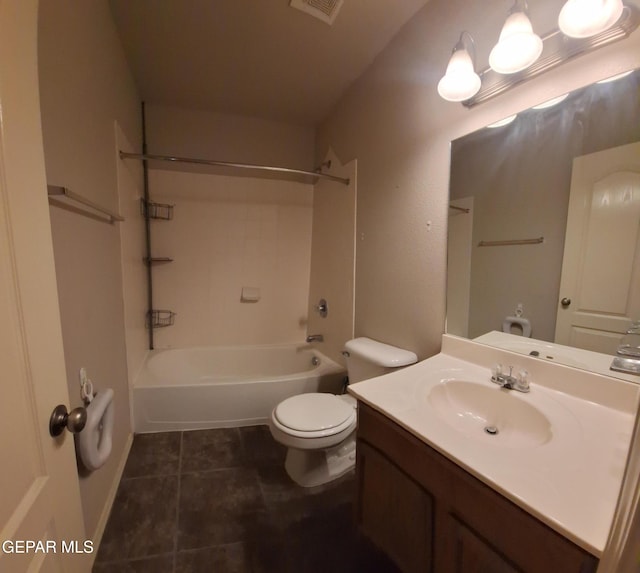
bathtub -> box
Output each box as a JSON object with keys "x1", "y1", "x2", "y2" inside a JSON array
[{"x1": 133, "y1": 343, "x2": 346, "y2": 433}]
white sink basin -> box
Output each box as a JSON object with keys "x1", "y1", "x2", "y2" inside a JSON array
[{"x1": 428, "y1": 380, "x2": 552, "y2": 447}]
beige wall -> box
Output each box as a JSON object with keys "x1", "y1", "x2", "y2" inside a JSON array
[
  {"x1": 38, "y1": 0, "x2": 141, "y2": 542},
  {"x1": 146, "y1": 104, "x2": 315, "y2": 170},
  {"x1": 148, "y1": 170, "x2": 313, "y2": 349},
  {"x1": 306, "y1": 150, "x2": 356, "y2": 365},
  {"x1": 317, "y1": 0, "x2": 640, "y2": 359}
]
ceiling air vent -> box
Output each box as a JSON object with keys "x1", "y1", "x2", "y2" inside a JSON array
[{"x1": 289, "y1": 0, "x2": 344, "y2": 25}]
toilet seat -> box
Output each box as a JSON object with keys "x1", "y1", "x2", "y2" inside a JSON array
[
  {"x1": 273, "y1": 393, "x2": 356, "y2": 439},
  {"x1": 76, "y1": 388, "x2": 114, "y2": 471}
]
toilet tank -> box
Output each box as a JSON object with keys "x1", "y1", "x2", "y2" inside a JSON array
[{"x1": 344, "y1": 337, "x2": 418, "y2": 384}]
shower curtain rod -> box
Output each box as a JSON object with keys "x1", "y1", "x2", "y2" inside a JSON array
[{"x1": 119, "y1": 151, "x2": 350, "y2": 186}]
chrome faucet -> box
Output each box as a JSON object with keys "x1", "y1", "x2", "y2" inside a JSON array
[
  {"x1": 611, "y1": 321, "x2": 640, "y2": 375},
  {"x1": 306, "y1": 334, "x2": 324, "y2": 343},
  {"x1": 616, "y1": 321, "x2": 640, "y2": 358},
  {"x1": 491, "y1": 364, "x2": 530, "y2": 393}
]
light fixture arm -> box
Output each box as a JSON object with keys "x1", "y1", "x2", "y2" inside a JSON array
[
  {"x1": 455, "y1": 31, "x2": 476, "y2": 65},
  {"x1": 510, "y1": 0, "x2": 530, "y2": 14}
]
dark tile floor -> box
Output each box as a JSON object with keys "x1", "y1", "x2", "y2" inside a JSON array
[{"x1": 93, "y1": 426, "x2": 400, "y2": 572}]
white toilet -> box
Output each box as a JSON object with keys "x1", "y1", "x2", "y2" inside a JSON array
[{"x1": 269, "y1": 337, "x2": 417, "y2": 487}]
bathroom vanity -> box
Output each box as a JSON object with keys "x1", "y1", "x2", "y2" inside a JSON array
[
  {"x1": 356, "y1": 403, "x2": 596, "y2": 572},
  {"x1": 349, "y1": 335, "x2": 639, "y2": 573}
]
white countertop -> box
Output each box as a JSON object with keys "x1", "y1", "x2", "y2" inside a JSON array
[
  {"x1": 348, "y1": 335, "x2": 640, "y2": 557},
  {"x1": 474, "y1": 330, "x2": 640, "y2": 384}
]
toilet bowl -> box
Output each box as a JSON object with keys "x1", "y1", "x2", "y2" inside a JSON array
[
  {"x1": 76, "y1": 388, "x2": 115, "y2": 471},
  {"x1": 269, "y1": 337, "x2": 417, "y2": 487}
]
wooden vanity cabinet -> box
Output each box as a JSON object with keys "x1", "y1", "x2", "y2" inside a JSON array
[{"x1": 355, "y1": 403, "x2": 599, "y2": 573}]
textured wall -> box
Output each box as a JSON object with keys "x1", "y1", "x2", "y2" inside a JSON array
[
  {"x1": 146, "y1": 104, "x2": 315, "y2": 171},
  {"x1": 38, "y1": 0, "x2": 141, "y2": 541},
  {"x1": 306, "y1": 150, "x2": 357, "y2": 365}
]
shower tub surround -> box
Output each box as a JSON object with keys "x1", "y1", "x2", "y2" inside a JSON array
[{"x1": 133, "y1": 343, "x2": 345, "y2": 432}]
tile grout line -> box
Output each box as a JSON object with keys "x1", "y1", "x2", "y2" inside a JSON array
[{"x1": 172, "y1": 431, "x2": 184, "y2": 573}]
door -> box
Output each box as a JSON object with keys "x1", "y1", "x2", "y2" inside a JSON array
[
  {"x1": 0, "y1": 1, "x2": 87, "y2": 572},
  {"x1": 555, "y1": 141, "x2": 640, "y2": 353}
]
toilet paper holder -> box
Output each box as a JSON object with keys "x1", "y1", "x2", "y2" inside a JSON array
[{"x1": 49, "y1": 404, "x2": 87, "y2": 437}]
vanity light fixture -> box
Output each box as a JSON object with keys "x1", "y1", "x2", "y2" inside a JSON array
[
  {"x1": 558, "y1": 0, "x2": 624, "y2": 38},
  {"x1": 437, "y1": 32, "x2": 481, "y2": 102},
  {"x1": 489, "y1": 1, "x2": 543, "y2": 74},
  {"x1": 438, "y1": 1, "x2": 638, "y2": 107}
]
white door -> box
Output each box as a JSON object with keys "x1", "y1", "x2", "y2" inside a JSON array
[
  {"x1": 555, "y1": 141, "x2": 640, "y2": 353},
  {"x1": 0, "y1": 1, "x2": 87, "y2": 572}
]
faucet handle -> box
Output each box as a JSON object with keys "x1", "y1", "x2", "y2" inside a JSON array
[
  {"x1": 491, "y1": 363, "x2": 503, "y2": 379},
  {"x1": 516, "y1": 370, "x2": 530, "y2": 392}
]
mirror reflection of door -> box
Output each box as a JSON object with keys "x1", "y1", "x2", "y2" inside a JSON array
[{"x1": 555, "y1": 141, "x2": 640, "y2": 353}]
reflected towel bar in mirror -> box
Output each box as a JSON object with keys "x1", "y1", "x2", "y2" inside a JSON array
[{"x1": 478, "y1": 237, "x2": 544, "y2": 247}]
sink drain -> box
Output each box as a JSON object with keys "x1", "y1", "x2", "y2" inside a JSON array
[{"x1": 484, "y1": 426, "x2": 499, "y2": 435}]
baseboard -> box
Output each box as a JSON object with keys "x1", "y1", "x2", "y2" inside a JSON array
[{"x1": 88, "y1": 431, "x2": 133, "y2": 565}]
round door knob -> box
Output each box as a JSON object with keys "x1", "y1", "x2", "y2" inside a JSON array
[
  {"x1": 49, "y1": 404, "x2": 87, "y2": 437},
  {"x1": 561, "y1": 297, "x2": 572, "y2": 308}
]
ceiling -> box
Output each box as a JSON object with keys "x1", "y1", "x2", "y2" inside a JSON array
[{"x1": 109, "y1": 0, "x2": 429, "y2": 126}]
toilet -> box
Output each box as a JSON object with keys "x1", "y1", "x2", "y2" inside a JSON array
[{"x1": 269, "y1": 337, "x2": 417, "y2": 487}]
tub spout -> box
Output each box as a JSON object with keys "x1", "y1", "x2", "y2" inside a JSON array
[{"x1": 306, "y1": 334, "x2": 324, "y2": 343}]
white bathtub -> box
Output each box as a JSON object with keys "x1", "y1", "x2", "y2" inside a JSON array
[{"x1": 133, "y1": 343, "x2": 346, "y2": 433}]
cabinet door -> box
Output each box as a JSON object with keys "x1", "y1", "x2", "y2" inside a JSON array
[
  {"x1": 357, "y1": 441, "x2": 434, "y2": 573},
  {"x1": 450, "y1": 518, "x2": 521, "y2": 573}
]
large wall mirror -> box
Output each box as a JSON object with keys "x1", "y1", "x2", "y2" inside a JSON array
[{"x1": 447, "y1": 68, "x2": 640, "y2": 381}]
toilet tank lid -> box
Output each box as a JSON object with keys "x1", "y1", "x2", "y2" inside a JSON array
[{"x1": 344, "y1": 337, "x2": 418, "y2": 367}]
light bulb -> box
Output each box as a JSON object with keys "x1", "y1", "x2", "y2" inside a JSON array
[
  {"x1": 437, "y1": 41, "x2": 481, "y2": 102},
  {"x1": 489, "y1": 10, "x2": 543, "y2": 74},
  {"x1": 558, "y1": 0, "x2": 624, "y2": 38}
]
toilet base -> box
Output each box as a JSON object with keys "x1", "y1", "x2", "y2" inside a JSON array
[{"x1": 284, "y1": 435, "x2": 356, "y2": 487}]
